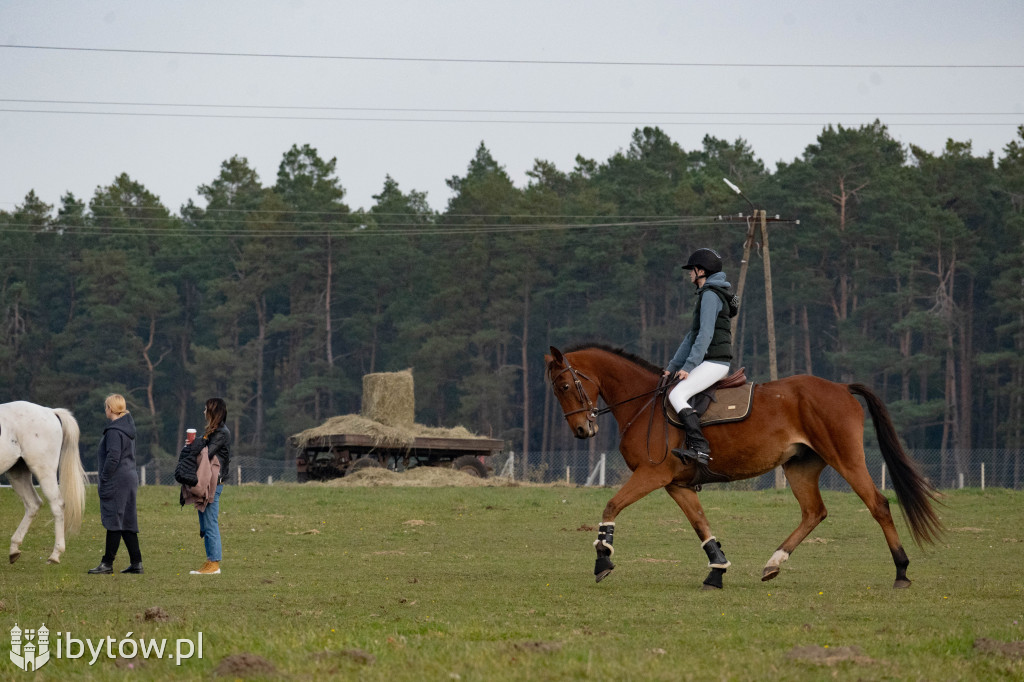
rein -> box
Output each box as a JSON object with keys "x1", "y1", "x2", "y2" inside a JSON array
[{"x1": 551, "y1": 355, "x2": 678, "y2": 459}]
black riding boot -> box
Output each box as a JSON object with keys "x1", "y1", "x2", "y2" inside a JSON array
[{"x1": 671, "y1": 408, "x2": 712, "y2": 465}]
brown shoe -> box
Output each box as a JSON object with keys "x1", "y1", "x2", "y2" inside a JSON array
[{"x1": 190, "y1": 560, "x2": 220, "y2": 575}]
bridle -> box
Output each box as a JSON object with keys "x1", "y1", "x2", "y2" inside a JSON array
[
  {"x1": 549, "y1": 358, "x2": 602, "y2": 426},
  {"x1": 550, "y1": 354, "x2": 677, "y2": 433}
]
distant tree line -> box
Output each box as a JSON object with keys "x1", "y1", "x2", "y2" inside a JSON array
[{"x1": 1, "y1": 123, "x2": 1022, "y2": 484}]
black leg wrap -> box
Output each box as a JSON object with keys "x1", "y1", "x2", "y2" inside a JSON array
[
  {"x1": 594, "y1": 523, "x2": 616, "y2": 582},
  {"x1": 702, "y1": 537, "x2": 731, "y2": 569},
  {"x1": 594, "y1": 554, "x2": 615, "y2": 581},
  {"x1": 703, "y1": 567, "x2": 726, "y2": 590}
]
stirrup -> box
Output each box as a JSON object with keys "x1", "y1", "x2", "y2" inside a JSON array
[{"x1": 672, "y1": 447, "x2": 711, "y2": 466}]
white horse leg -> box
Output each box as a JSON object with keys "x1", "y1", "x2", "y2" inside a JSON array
[
  {"x1": 36, "y1": 473, "x2": 66, "y2": 564},
  {"x1": 6, "y1": 463, "x2": 41, "y2": 563}
]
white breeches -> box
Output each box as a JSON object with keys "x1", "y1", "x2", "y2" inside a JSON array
[{"x1": 668, "y1": 362, "x2": 731, "y2": 412}]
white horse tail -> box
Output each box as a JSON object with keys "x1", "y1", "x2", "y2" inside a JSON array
[{"x1": 53, "y1": 408, "x2": 87, "y2": 533}]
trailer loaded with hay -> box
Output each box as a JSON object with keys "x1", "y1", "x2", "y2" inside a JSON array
[{"x1": 291, "y1": 370, "x2": 504, "y2": 481}]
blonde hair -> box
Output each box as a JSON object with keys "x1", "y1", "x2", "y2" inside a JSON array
[{"x1": 104, "y1": 394, "x2": 129, "y2": 419}]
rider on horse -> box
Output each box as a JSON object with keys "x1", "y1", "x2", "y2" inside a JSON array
[{"x1": 663, "y1": 248, "x2": 735, "y2": 466}]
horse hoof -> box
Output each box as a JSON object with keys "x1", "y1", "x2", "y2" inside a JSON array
[
  {"x1": 761, "y1": 566, "x2": 780, "y2": 582},
  {"x1": 47, "y1": 557, "x2": 60, "y2": 565},
  {"x1": 595, "y1": 568, "x2": 614, "y2": 583},
  {"x1": 9, "y1": 552, "x2": 20, "y2": 564},
  {"x1": 893, "y1": 579, "x2": 911, "y2": 589},
  {"x1": 701, "y1": 583, "x2": 722, "y2": 591}
]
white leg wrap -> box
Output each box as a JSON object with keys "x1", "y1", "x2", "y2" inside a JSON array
[{"x1": 766, "y1": 549, "x2": 790, "y2": 569}]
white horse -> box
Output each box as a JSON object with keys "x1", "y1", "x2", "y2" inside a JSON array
[{"x1": 0, "y1": 401, "x2": 87, "y2": 564}]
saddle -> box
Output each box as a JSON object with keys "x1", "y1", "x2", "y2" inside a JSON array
[
  {"x1": 663, "y1": 369, "x2": 755, "y2": 490},
  {"x1": 664, "y1": 368, "x2": 755, "y2": 427}
]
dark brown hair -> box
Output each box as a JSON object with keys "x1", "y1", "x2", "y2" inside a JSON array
[{"x1": 203, "y1": 397, "x2": 227, "y2": 439}]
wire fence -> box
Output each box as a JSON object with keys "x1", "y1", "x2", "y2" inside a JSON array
[
  {"x1": 485, "y1": 448, "x2": 1023, "y2": 491},
  {"x1": 2, "y1": 449, "x2": 1021, "y2": 490}
]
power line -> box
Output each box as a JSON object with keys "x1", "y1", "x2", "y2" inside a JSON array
[
  {"x1": 2, "y1": 44, "x2": 1021, "y2": 68},
  {"x1": 0, "y1": 108, "x2": 1015, "y2": 126},
  {"x1": 0, "y1": 202, "x2": 728, "y2": 221},
  {"x1": 1, "y1": 98, "x2": 1019, "y2": 117},
  {"x1": 0, "y1": 217, "x2": 740, "y2": 238}
]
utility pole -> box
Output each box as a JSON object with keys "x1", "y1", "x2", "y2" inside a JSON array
[
  {"x1": 730, "y1": 215, "x2": 758, "y2": 354},
  {"x1": 723, "y1": 179, "x2": 789, "y2": 489},
  {"x1": 759, "y1": 208, "x2": 784, "y2": 489},
  {"x1": 760, "y1": 209, "x2": 779, "y2": 384}
]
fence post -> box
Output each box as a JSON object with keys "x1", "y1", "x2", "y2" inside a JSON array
[
  {"x1": 881, "y1": 464, "x2": 886, "y2": 491},
  {"x1": 267, "y1": 475, "x2": 273, "y2": 485},
  {"x1": 237, "y1": 466, "x2": 241, "y2": 486},
  {"x1": 981, "y1": 462, "x2": 985, "y2": 490},
  {"x1": 958, "y1": 472, "x2": 964, "y2": 489},
  {"x1": 599, "y1": 452, "x2": 606, "y2": 486},
  {"x1": 566, "y1": 466, "x2": 570, "y2": 484},
  {"x1": 140, "y1": 465, "x2": 146, "y2": 486},
  {"x1": 499, "y1": 451, "x2": 515, "y2": 480}
]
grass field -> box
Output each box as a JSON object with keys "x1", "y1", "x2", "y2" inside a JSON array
[{"x1": 1, "y1": 479, "x2": 1022, "y2": 680}]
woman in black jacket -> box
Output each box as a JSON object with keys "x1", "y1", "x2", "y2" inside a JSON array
[
  {"x1": 190, "y1": 397, "x2": 231, "y2": 575},
  {"x1": 88, "y1": 394, "x2": 143, "y2": 574}
]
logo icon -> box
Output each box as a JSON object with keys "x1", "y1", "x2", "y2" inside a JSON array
[{"x1": 10, "y1": 623, "x2": 50, "y2": 671}]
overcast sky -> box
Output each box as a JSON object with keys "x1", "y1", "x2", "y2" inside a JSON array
[{"x1": 2, "y1": 1, "x2": 1022, "y2": 215}]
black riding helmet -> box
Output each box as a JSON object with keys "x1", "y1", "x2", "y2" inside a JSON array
[{"x1": 681, "y1": 248, "x2": 723, "y2": 275}]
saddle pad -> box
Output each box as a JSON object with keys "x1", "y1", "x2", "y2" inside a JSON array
[{"x1": 700, "y1": 384, "x2": 755, "y2": 426}]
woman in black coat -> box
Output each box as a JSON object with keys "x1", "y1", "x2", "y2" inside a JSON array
[
  {"x1": 88, "y1": 394, "x2": 143, "y2": 574},
  {"x1": 189, "y1": 397, "x2": 231, "y2": 575}
]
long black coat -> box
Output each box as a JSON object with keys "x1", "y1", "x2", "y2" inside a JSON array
[{"x1": 96, "y1": 413, "x2": 139, "y2": 532}]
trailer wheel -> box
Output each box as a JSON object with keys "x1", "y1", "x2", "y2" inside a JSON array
[
  {"x1": 452, "y1": 455, "x2": 488, "y2": 478},
  {"x1": 348, "y1": 456, "x2": 383, "y2": 474}
]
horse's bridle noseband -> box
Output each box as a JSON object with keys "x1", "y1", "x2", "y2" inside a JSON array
[{"x1": 550, "y1": 358, "x2": 601, "y2": 425}]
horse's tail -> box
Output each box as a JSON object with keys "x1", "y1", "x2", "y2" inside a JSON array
[
  {"x1": 53, "y1": 408, "x2": 87, "y2": 534},
  {"x1": 848, "y1": 384, "x2": 943, "y2": 546}
]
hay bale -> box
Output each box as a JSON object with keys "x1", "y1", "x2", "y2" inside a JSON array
[
  {"x1": 291, "y1": 414, "x2": 413, "y2": 450},
  {"x1": 362, "y1": 369, "x2": 415, "y2": 426}
]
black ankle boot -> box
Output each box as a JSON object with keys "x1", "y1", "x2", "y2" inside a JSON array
[
  {"x1": 120, "y1": 563, "x2": 144, "y2": 574},
  {"x1": 88, "y1": 561, "x2": 113, "y2": 574},
  {"x1": 671, "y1": 409, "x2": 712, "y2": 465}
]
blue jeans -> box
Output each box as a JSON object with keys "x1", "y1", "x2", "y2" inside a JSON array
[{"x1": 197, "y1": 484, "x2": 223, "y2": 561}]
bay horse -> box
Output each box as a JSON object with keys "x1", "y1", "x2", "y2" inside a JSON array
[
  {"x1": 545, "y1": 344, "x2": 942, "y2": 590},
  {"x1": 0, "y1": 401, "x2": 87, "y2": 564}
]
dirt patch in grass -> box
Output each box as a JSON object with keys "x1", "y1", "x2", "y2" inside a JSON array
[
  {"x1": 786, "y1": 645, "x2": 876, "y2": 665},
  {"x1": 113, "y1": 656, "x2": 146, "y2": 670},
  {"x1": 314, "y1": 648, "x2": 377, "y2": 665},
  {"x1": 340, "y1": 648, "x2": 376, "y2": 665},
  {"x1": 513, "y1": 641, "x2": 563, "y2": 654},
  {"x1": 141, "y1": 606, "x2": 170, "y2": 622},
  {"x1": 214, "y1": 653, "x2": 276, "y2": 677},
  {"x1": 975, "y1": 638, "x2": 1024, "y2": 659}
]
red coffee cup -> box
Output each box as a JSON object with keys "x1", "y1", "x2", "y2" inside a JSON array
[{"x1": 186, "y1": 428, "x2": 197, "y2": 444}]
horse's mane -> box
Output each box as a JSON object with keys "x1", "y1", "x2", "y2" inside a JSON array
[{"x1": 564, "y1": 342, "x2": 662, "y2": 375}]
